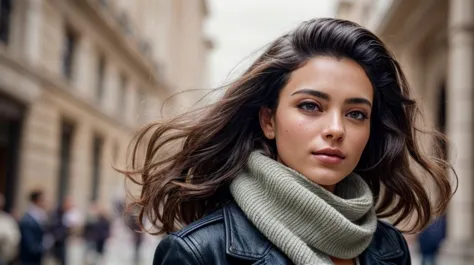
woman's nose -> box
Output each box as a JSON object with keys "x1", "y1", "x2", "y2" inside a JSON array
[{"x1": 322, "y1": 114, "x2": 345, "y2": 141}]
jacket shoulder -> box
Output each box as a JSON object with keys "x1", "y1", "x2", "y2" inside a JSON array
[
  {"x1": 154, "y1": 234, "x2": 201, "y2": 265},
  {"x1": 154, "y1": 208, "x2": 227, "y2": 265},
  {"x1": 376, "y1": 220, "x2": 409, "y2": 247},
  {"x1": 370, "y1": 220, "x2": 411, "y2": 262},
  {"x1": 19, "y1": 214, "x2": 34, "y2": 227},
  {"x1": 174, "y1": 207, "x2": 225, "y2": 238}
]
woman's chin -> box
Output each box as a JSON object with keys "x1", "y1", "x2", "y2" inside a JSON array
[{"x1": 304, "y1": 168, "x2": 349, "y2": 189}]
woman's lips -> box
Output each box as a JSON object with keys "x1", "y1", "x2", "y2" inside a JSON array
[
  {"x1": 312, "y1": 153, "x2": 344, "y2": 164},
  {"x1": 311, "y1": 147, "x2": 346, "y2": 164}
]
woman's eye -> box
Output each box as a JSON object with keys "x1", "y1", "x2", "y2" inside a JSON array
[
  {"x1": 298, "y1": 102, "x2": 320, "y2": 111},
  {"x1": 347, "y1": 111, "x2": 367, "y2": 120}
]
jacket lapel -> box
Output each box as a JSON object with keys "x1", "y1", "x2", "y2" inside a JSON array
[{"x1": 223, "y1": 202, "x2": 272, "y2": 261}]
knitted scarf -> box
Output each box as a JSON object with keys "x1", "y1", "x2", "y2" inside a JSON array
[{"x1": 230, "y1": 151, "x2": 377, "y2": 265}]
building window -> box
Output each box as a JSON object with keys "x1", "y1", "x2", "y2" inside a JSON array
[
  {"x1": 96, "y1": 56, "x2": 106, "y2": 102},
  {"x1": 58, "y1": 120, "x2": 74, "y2": 202},
  {"x1": 0, "y1": 0, "x2": 11, "y2": 44},
  {"x1": 118, "y1": 12, "x2": 133, "y2": 36},
  {"x1": 117, "y1": 73, "x2": 127, "y2": 118},
  {"x1": 0, "y1": 94, "x2": 24, "y2": 213},
  {"x1": 91, "y1": 134, "x2": 103, "y2": 202},
  {"x1": 99, "y1": 0, "x2": 108, "y2": 8},
  {"x1": 62, "y1": 27, "x2": 77, "y2": 80}
]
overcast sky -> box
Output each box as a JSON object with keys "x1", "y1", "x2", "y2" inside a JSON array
[{"x1": 205, "y1": 0, "x2": 337, "y2": 88}]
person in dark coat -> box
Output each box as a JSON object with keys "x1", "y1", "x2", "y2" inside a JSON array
[
  {"x1": 19, "y1": 190, "x2": 52, "y2": 265},
  {"x1": 83, "y1": 204, "x2": 111, "y2": 265},
  {"x1": 418, "y1": 215, "x2": 447, "y2": 265},
  {"x1": 49, "y1": 197, "x2": 74, "y2": 265},
  {"x1": 125, "y1": 205, "x2": 143, "y2": 265}
]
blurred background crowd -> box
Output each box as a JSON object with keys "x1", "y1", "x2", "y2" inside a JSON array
[{"x1": 0, "y1": 0, "x2": 473, "y2": 264}]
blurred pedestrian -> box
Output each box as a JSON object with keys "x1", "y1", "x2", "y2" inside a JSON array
[
  {"x1": 19, "y1": 190, "x2": 52, "y2": 265},
  {"x1": 125, "y1": 205, "x2": 142, "y2": 265},
  {"x1": 83, "y1": 203, "x2": 110, "y2": 265},
  {"x1": 49, "y1": 196, "x2": 75, "y2": 265},
  {"x1": 0, "y1": 193, "x2": 20, "y2": 265},
  {"x1": 112, "y1": 199, "x2": 125, "y2": 218},
  {"x1": 417, "y1": 215, "x2": 447, "y2": 265}
]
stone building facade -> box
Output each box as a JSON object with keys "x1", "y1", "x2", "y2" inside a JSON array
[
  {"x1": 0, "y1": 0, "x2": 211, "y2": 215},
  {"x1": 337, "y1": 0, "x2": 474, "y2": 263}
]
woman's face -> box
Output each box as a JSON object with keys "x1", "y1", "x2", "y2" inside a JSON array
[{"x1": 259, "y1": 56, "x2": 373, "y2": 192}]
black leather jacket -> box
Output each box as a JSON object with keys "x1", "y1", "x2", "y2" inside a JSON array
[{"x1": 154, "y1": 202, "x2": 411, "y2": 265}]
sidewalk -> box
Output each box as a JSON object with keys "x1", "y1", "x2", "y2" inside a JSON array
[
  {"x1": 408, "y1": 244, "x2": 474, "y2": 265},
  {"x1": 46, "y1": 219, "x2": 163, "y2": 265}
]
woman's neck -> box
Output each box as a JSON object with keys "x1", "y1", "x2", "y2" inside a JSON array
[
  {"x1": 321, "y1": 184, "x2": 336, "y2": 193},
  {"x1": 331, "y1": 257, "x2": 356, "y2": 265}
]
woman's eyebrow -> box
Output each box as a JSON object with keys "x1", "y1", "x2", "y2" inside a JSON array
[
  {"x1": 291, "y1": 89, "x2": 330, "y2": 101},
  {"x1": 345, "y1": 97, "x2": 372, "y2": 107}
]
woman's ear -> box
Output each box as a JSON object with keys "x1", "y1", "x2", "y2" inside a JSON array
[{"x1": 259, "y1": 107, "x2": 276, "y2": 140}]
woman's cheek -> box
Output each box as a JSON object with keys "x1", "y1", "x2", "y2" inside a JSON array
[{"x1": 349, "y1": 127, "x2": 370, "y2": 154}]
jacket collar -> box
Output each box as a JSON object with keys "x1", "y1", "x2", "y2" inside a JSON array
[
  {"x1": 223, "y1": 202, "x2": 271, "y2": 260},
  {"x1": 360, "y1": 221, "x2": 405, "y2": 264},
  {"x1": 223, "y1": 202, "x2": 404, "y2": 263}
]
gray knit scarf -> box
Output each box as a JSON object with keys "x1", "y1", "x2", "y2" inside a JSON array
[{"x1": 230, "y1": 151, "x2": 377, "y2": 265}]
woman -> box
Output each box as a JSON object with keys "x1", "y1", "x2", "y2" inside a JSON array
[{"x1": 123, "y1": 18, "x2": 455, "y2": 265}]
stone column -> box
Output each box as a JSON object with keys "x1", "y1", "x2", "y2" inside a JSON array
[
  {"x1": 444, "y1": 0, "x2": 474, "y2": 264},
  {"x1": 70, "y1": 121, "x2": 92, "y2": 213},
  {"x1": 104, "y1": 63, "x2": 118, "y2": 115},
  {"x1": 23, "y1": 0, "x2": 42, "y2": 66},
  {"x1": 75, "y1": 37, "x2": 93, "y2": 97},
  {"x1": 125, "y1": 80, "x2": 136, "y2": 126}
]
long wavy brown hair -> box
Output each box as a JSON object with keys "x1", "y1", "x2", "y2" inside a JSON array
[{"x1": 121, "y1": 18, "x2": 457, "y2": 235}]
